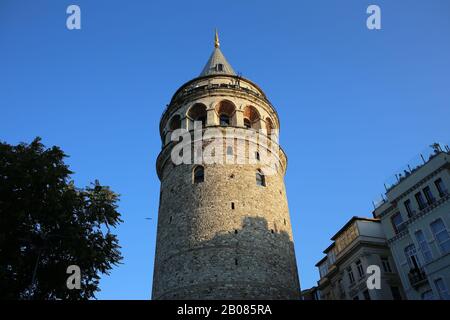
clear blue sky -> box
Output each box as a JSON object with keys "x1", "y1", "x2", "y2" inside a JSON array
[{"x1": 1, "y1": 0, "x2": 449, "y2": 299}]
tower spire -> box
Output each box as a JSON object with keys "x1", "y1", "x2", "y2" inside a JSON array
[
  {"x1": 199, "y1": 30, "x2": 235, "y2": 76},
  {"x1": 214, "y1": 29, "x2": 220, "y2": 48}
]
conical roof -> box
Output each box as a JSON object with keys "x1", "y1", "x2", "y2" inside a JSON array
[{"x1": 199, "y1": 31, "x2": 236, "y2": 77}]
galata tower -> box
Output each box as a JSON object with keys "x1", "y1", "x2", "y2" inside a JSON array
[{"x1": 152, "y1": 31, "x2": 301, "y2": 300}]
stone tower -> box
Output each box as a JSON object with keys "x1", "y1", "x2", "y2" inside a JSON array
[{"x1": 152, "y1": 32, "x2": 301, "y2": 300}]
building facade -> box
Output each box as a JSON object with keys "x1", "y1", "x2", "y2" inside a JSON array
[
  {"x1": 151, "y1": 32, "x2": 301, "y2": 300},
  {"x1": 373, "y1": 144, "x2": 450, "y2": 300},
  {"x1": 315, "y1": 217, "x2": 405, "y2": 300}
]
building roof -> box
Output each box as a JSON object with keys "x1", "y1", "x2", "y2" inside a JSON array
[
  {"x1": 199, "y1": 31, "x2": 236, "y2": 77},
  {"x1": 323, "y1": 242, "x2": 335, "y2": 254},
  {"x1": 330, "y1": 216, "x2": 380, "y2": 241},
  {"x1": 315, "y1": 256, "x2": 328, "y2": 267},
  {"x1": 314, "y1": 216, "x2": 381, "y2": 267}
]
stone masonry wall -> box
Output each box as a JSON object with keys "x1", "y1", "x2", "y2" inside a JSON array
[
  {"x1": 152, "y1": 78, "x2": 301, "y2": 300},
  {"x1": 152, "y1": 144, "x2": 300, "y2": 299}
]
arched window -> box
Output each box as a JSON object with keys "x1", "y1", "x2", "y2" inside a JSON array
[
  {"x1": 216, "y1": 100, "x2": 236, "y2": 126},
  {"x1": 220, "y1": 114, "x2": 230, "y2": 126},
  {"x1": 193, "y1": 166, "x2": 204, "y2": 184},
  {"x1": 256, "y1": 169, "x2": 265, "y2": 187},
  {"x1": 243, "y1": 106, "x2": 261, "y2": 129},
  {"x1": 266, "y1": 117, "x2": 274, "y2": 136},
  {"x1": 169, "y1": 115, "x2": 181, "y2": 131},
  {"x1": 188, "y1": 103, "x2": 207, "y2": 128}
]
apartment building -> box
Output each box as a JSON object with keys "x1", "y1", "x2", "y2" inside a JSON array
[
  {"x1": 315, "y1": 217, "x2": 405, "y2": 300},
  {"x1": 373, "y1": 144, "x2": 450, "y2": 300}
]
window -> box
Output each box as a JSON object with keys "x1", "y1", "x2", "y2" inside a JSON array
[
  {"x1": 434, "y1": 178, "x2": 447, "y2": 197},
  {"x1": 434, "y1": 278, "x2": 450, "y2": 300},
  {"x1": 243, "y1": 106, "x2": 261, "y2": 130},
  {"x1": 415, "y1": 192, "x2": 427, "y2": 210},
  {"x1": 231, "y1": 202, "x2": 235, "y2": 210},
  {"x1": 421, "y1": 290, "x2": 434, "y2": 300},
  {"x1": 188, "y1": 103, "x2": 207, "y2": 128},
  {"x1": 356, "y1": 260, "x2": 364, "y2": 279},
  {"x1": 381, "y1": 257, "x2": 392, "y2": 273},
  {"x1": 423, "y1": 186, "x2": 435, "y2": 205},
  {"x1": 390, "y1": 286, "x2": 402, "y2": 300},
  {"x1": 319, "y1": 263, "x2": 328, "y2": 278},
  {"x1": 328, "y1": 251, "x2": 336, "y2": 265},
  {"x1": 266, "y1": 117, "x2": 274, "y2": 137},
  {"x1": 404, "y1": 199, "x2": 414, "y2": 217},
  {"x1": 193, "y1": 166, "x2": 204, "y2": 184},
  {"x1": 227, "y1": 146, "x2": 233, "y2": 155},
  {"x1": 216, "y1": 100, "x2": 235, "y2": 127},
  {"x1": 347, "y1": 267, "x2": 355, "y2": 284},
  {"x1": 338, "y1": 279, "x2": 345, "y2": 296},
  {"x1": 415, "y1": 230, "x2": 433, "y2": 263},
  {"x1": 220, "y1": 114, "x2": 230, "y2": 126},
  {"x1": 255, "y1": 151, "x2": 260, "y2": 161},
  {"x1": 216, "y1": 63, "x2": 224, "y2": 72},
  {"x1": 256, "y1": 169, "x2": 266, "y2": 187},
  {"x1": 430, "y1": 218, "x2": 450, "y2": 254},
  {"x1": 363, "y1": 290, "x2": 371, "y2": 300},
  {"x1": 391, "y1": 212, "x2": 404, "y2": 234},
  {"x1": 404, "y1": 244, "x2": 421, "y2": 269}
]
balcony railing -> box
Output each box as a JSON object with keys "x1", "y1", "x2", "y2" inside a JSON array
[
  {"x1": 408, "y1": 268, "x2": 428, "y2": 289},
  {"x1": 373, "y1": 142, "x2": 450, "y2": 209},
  {"x1": 162, "y1": 81, "x2": 272, "y2": 123}
]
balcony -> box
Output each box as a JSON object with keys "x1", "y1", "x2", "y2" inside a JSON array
[{"x1": 408, "y1": 268, "x2": 428, "y2": 289}]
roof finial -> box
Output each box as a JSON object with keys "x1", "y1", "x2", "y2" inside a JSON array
[{"x1": 214, "y1": 29, "x2": 220, "y2": 48}]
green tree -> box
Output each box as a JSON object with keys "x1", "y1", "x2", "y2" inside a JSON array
[{"x1": 0, "y1": 138, "x2": 122, "y2": 300}]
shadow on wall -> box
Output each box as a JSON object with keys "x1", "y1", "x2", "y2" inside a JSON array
[{"x1": 153, "y1": 216, "x2": 301, "y2": 300}]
